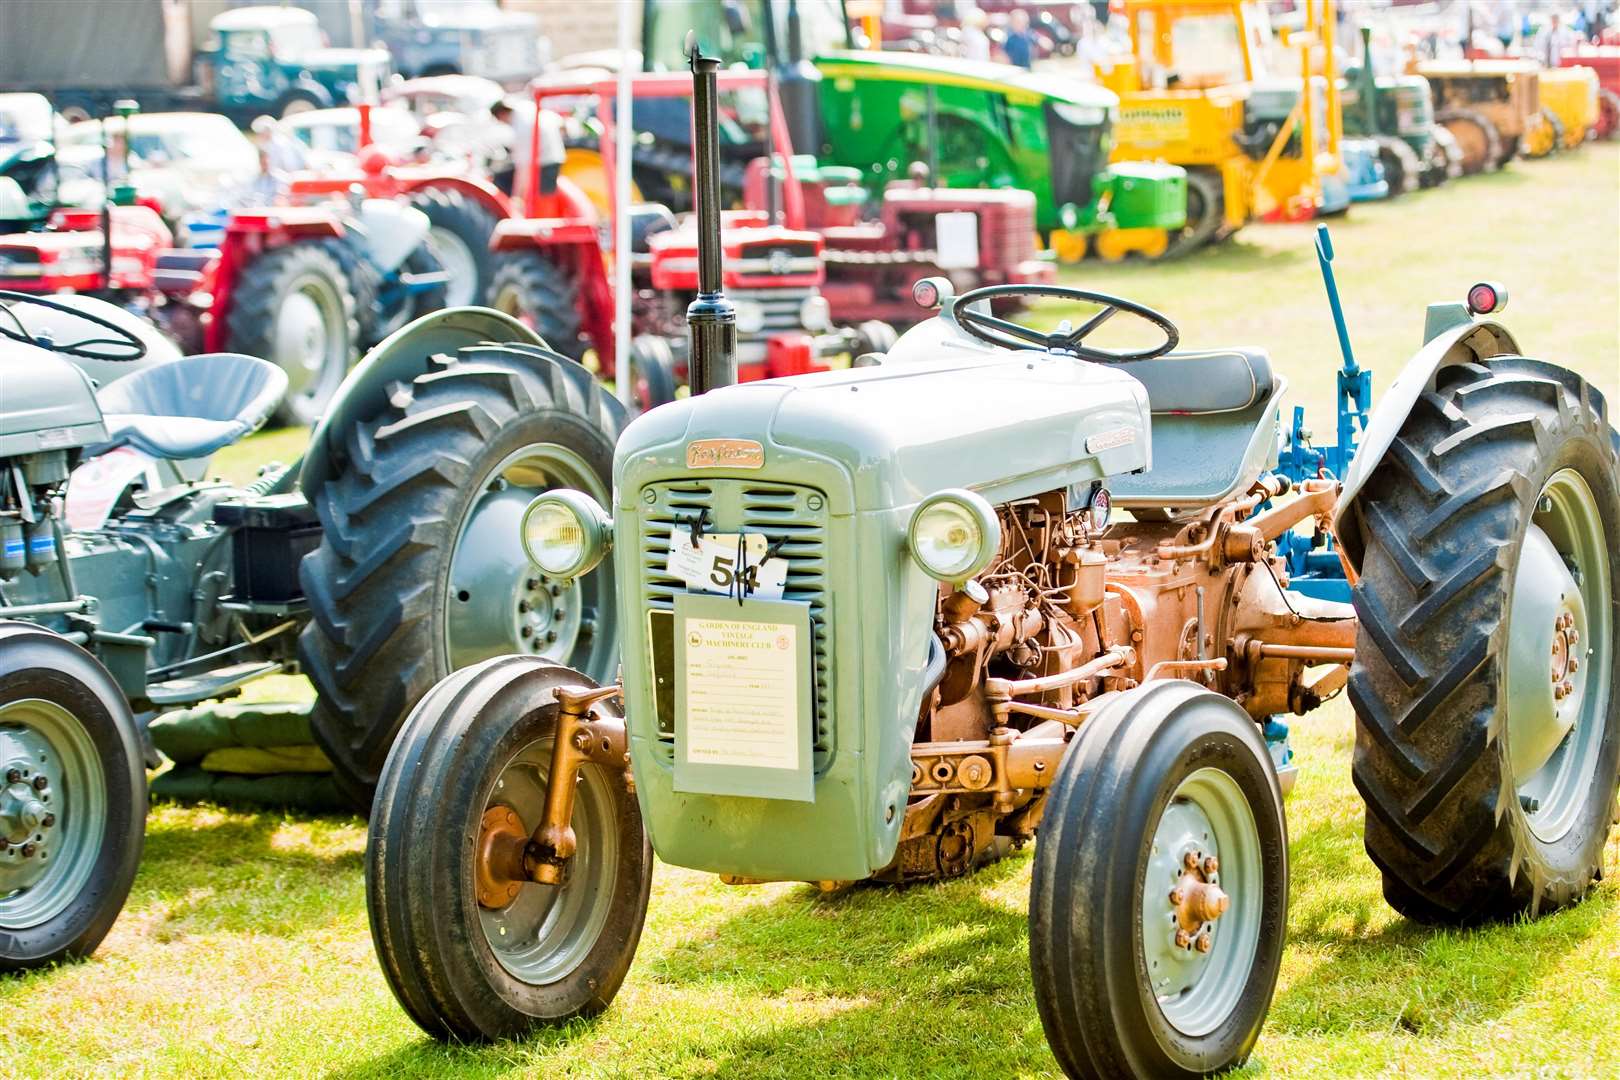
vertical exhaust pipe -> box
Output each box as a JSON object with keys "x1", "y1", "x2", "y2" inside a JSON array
[{"x1": 685, "y1": 33, "x2": 737, "y2": 394}]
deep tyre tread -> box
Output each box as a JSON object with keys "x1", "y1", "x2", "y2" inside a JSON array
[
  {"x1": 0, "y1": 623, "x2": 145, "y2": 971},
  {"x1": 225, "y1": 241, "x2": 359, "y2": 426},
  {"x1": 488, "y1": 253, "x2": 587, "y2": 361},
  {"x1": 297, "y1": 344, "x2": 625, "y2": 806},
  {"x1": 1030, "y1": 682, "x2": 1288, "y2": 1079},
  {"x1": 1435, "y1": 108, "x2": 1504, "y2": 175},
  {"x1": 366, "y1": 656, "x2": 651, "y2": 1040},
  {"x1": 408, "y1": 186, "x2": 500, "y2": 308},
  {"x1": 1344, "y1": 356, "x2": 1620, "y2": 923},
  {"x1": 1373, "y1": 134, "x2": 1422, "y2": 196}
]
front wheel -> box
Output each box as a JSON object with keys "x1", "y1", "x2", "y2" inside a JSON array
[
  {"x1": 1030, "y1": 681, "x2": 1287, "y2": 1078},
  {"x1": 0, "y1": 623, "x2": 145, "y2": 971},
  {"x1": 367, "y1": 656, "x2": 651, "y2": 1040}
]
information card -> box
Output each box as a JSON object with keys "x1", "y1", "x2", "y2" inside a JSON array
[{"x1": 673, "y1": 593, "x2": 815, "y2": 802}]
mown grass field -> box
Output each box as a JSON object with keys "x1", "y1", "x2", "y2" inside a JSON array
[{"x1": 3, "y1": 146, "x2": 1616, "y2": 1079}]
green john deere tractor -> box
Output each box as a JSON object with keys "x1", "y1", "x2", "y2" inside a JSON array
[
  {"x1": 1340, "y1": 26, "x2": 1461, "y2": 193},
  {"x1": 640, "y1": 0, "x2": 1187, "y2": 247}
]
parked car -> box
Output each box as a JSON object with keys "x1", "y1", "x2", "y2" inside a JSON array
[
  {"x1": 206, "y1": 6, "x2": 391, "y2": 119},
  {"x1": 368, "y1": 0, "x2": 544, "y2": 85},
  {"x1": 282, "y1": 105, "x2": 424, "y2": 170}
]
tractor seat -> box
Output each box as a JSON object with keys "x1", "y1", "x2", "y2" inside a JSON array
[
  {"x1": 93, "y1": 353, "x2": 287, "y2": 460},
  {"x1": 1109, "y1": 348, "x2": 1284, "y2": 510}
]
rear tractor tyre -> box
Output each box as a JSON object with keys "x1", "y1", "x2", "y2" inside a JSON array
[
  {"x1": 1596, "y1": 89, "x2": 1620, "y2": 142},
  {"x1": 1435, "y1": 108, "x2": 1503, "y2": 176},
  {"x1": 1421, "y1": 124, "x2": 1464, "y2": 187},
  {"x1": 0, "y1": 623, "x2": 145, "y2": 971},
  {"x1": 1346, "y1": 357, "x2": 1620, "y2": 923},
  {"x1": 488, "y1": 253, "x2": 587, "y2": 362},
  {"x1": 226, "y1": 240, "x2": 359, "y2": 426},
  {"x1": 1524, "y1": 109, "x2": 1563, "y2": 159},
  {"x1": 367, "y1": 656, "x2": 651, "y2": 1040},
  {"x1": 1030, "y1": 681, "x2": 1287, "y2": 1078},
  {"x1": 298, "y1": 344, "x2": 626, "y2": 808},
  {"x1": 409, "y1": 186, "x2": 500, "y2": 309},
  {"x1": 1373, "y1": 134, "x2": 1422, "y2": 196}
]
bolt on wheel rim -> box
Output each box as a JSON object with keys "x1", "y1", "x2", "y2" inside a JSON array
[
  {"x1": 0, "y1": 699, "x2": 105, "y2": 930},
  {"x1": 477, "y1": 734, "x2": 618, "y2": 984},
  {"x1": 445, "y1": 443, "x2": 615, "y2": 679},
  {"x1": 1142, "y1": 766, "x2": 1263, "y2": 1037},
  {"x1": 1508, "y1": 468, "x2": 1613, "y2": 843},
  {"x1": 426, "y1": 226, "x2": 478, "y2": 308}
]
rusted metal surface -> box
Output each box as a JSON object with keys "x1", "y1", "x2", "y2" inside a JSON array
[
  {"x1": 526, "y1": 683, "x2": 626, "y2": 886},
  {"x1": 474, "y1": 806, "x2": 531, "y2": 910}
]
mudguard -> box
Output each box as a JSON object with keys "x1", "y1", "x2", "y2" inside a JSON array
[
  {"x1": 1331, "y1": 310, "x2": 1520, "y2": 570},
  {"x1": 297, "y1": 306, "x2": 543, "y2": 502}
]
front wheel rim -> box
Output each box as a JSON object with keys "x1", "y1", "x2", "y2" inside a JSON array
[
  {"x1": 477, "y1": 734, "x2": 618, "y2": 984},
  {"x1": 1142, "y1": 766, "x2": 1263, "y2": 1037},
  {"x1": 0, "y1": 699, "x2": 106, "y2": 930},
  {"x1": 1507, "y1": 468, "x2": 1613, "y2": 843}
]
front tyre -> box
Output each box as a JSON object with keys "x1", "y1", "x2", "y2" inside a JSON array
[
  {"x1": 1030, "y1": 681, "x2": 1287, "y2": 1079},
  {"x1": 1346, "y1": 357, "x2": 1620, "y2": 922},
  {"x1": 0, "y1": 623, "x2": 145, "y2": 971},
  {"x1": 367, "y1": 656, "x2": 651, "y2": 1040}
]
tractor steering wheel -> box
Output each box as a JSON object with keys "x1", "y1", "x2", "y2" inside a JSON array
[
  {"x1": 0, "y1": 290, "x2": 148, "y2": 363},
  {"x1": 947, "y1": 284, "x2": 1179, "y2": 363}
]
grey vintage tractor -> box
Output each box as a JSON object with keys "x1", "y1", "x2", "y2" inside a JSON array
[
  {"x1": 0, "y1": 291, "x2": 624, "y2": 971},
  {"x1": 362, "y1": 47, "x2": 1620, "y2": 1079}
]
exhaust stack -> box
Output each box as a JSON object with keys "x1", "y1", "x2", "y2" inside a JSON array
[{"x1": 685, "y1": 34, "x2": 737, "y2": 394}]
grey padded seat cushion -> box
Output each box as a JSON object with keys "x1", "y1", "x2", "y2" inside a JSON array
[
  {"x1": 1128, "y1": 348, "x2": 1273, "y2": 414},
  {"x1": 94, "y1": 352, "x2": 287, "y2": 460}
]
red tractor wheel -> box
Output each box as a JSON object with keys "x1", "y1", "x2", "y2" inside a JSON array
[{"x1": 1596, "y1": 89, "x2": 1620, "y2": 141}]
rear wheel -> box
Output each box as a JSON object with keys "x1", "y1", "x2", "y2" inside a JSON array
[
  {"x1": 488, "y1": 253, "x2": 587, "y2": 361},
  {"x1": 0, "y1": 623, "x2": 144, "y2": 971},
  {"x1": 1524, "y1": 109, "x2": 1563, "y2": 158},
  {"x1": 854, "y1": 318, "x2": 899, "y2": 356},
  {"x1": 624, "y1": 334, "x2": 678, "y2": 414},
  {"x1": 1596, "y1": 89, "x2": 1620, "y2": 141},
  {"x1": 1346, "y1": 357, "x2": 1620, "y2": 922},
  {"x1": 409, "y1": 186, "x2": 500, "y2": 308},
  {"x1": 1421, "y1": 125, "x2": 1463, "y2": 187},
  {"x1": 370, "y1": 243, "x2": 449, "y2": 344},
  {"x1": 1373, "y1": 135, "x2": 1422, "y2": 196},
  {"x1": 1436, "y1": 108, "x2": 1503, "y2": 176},
  {"x1": 1030, "y1": 681, "x2": 1287, "y2": 1078},
  {"x1": 367, "y1": 657, "x2": 651, "y2": 1040},
  {"x1": 226, "y1": 241, "x2": 358, "y2": 426},
  {"x1": 298, "y1": 344, "x2": 625, "y2": 807}
]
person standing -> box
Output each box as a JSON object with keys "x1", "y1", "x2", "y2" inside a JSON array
[
  {"x1": 1003, "y1": 7, "x2": 1036, "y2": 69},
  {"x1": 961, "y1": 7, "x2": 992, "y2": 62}
]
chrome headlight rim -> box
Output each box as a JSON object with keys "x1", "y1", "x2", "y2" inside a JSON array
[
  {"x1": 907, "y1": 488, "x2": 1000, "y2": 584},
  {"x1": 520, "y1": 489, "x2": 612, "y2": 580}
]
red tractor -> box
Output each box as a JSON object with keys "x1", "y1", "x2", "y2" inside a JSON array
[
  {"x1": 1561, "y1": 46, "x2": 1620, "y2": 140},
  {"x1": 285, "y1": 104, "x2": 514, "y2": 309},
  {"x1": 487, "y1": 72, "x2": 883, "y2": 407}
]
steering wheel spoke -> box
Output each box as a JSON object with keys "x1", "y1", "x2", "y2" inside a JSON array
[
  {"x1": 0, "y1": 291, "x2": 148, "y2": 363},
  {"x1": 946, "y1": 284, "x2": 1179, "y2": 364}
]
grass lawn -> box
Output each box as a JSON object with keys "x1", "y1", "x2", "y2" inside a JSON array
[{"x1": 4, "y1": 147, "x2": 1617, "y2": 1078}]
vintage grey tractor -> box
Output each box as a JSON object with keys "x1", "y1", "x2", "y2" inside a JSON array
[
  {"x1": 0, "y1": 291, "x2": 624, "y2": 971},
  {"x1": 363, "y1": 48, "x2": 1620, "y2": 1080}
]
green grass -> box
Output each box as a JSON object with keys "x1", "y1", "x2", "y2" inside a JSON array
[{"x1": 4, "y1": 147, "x2": 1618, "y2": 1078}]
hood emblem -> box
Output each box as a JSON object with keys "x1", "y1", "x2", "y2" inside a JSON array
[{"x1": 686, "y1": 438, "x2": 764, "y2": 469}]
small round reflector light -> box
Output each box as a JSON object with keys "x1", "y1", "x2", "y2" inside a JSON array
[
  {"x1": 1466, "y1": 281, "x2": 1506, "y2": 315},
  {"x1": 912, "y1": 277, "x2": 942, "y2": 310}
]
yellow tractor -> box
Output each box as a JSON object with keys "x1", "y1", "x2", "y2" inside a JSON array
[
  {"x1": 1095, "y1": 0, "x2": 1346, "y2": 260},
  {"x1": 1537, "y1": 64, "x2": 1601, "y2": 151}
]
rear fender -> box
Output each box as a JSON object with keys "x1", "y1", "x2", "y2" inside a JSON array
[
  {"x1": 1331, "y1": 312, "x2": 1519, "y2": 571},
  {"x1": 400, "y1": 175, "x2": 512, "y2": 220},
  {"x1": 297, "y1": 306, "x2": 544, "y2": 502}
]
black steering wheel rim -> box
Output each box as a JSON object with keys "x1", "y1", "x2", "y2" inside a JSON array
[
  {"x1": 948, "y1": 283, "x2": 1179, "y2": 363},
  {"x1": 0, "y1": 289, "x2": 148, "y2": 362}
]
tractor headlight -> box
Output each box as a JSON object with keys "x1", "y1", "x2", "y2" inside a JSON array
[
  {"x1": 521, "y1": 490, "x2": 612, "y2": 579},
  {"x1": 733, "y1": 299, "x2": 765, "y2": 336},
  {"x1": 799, "y1": 293, "x2": 831, "y2": 332},
  {"x1": 908, "y1": 489, "x2": 1000, "y2": 584}
]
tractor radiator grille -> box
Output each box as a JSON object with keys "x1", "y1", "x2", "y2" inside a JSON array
[
  {"x1": 638, "y1": 478, "x2": 832, "y2": 764},
  {"x1": 730, "y1": 286, "x2": 815, "y2": 336}
]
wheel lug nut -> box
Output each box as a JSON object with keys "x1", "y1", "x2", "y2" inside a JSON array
[
  {"x1": 526, "y1": 578, "x2": 540, "y2": 591},
  {"x1": 41, "y1": 813, "x2": 54, "y2": 828},
  {"x1": 1569, "y1": 657, "x2": 1579, "y2": 673},
  {"x1": 31, "y1": 775, "x2": 47, "y2": 792},
  {"x1": 545, "y1": 630, "x2": 558, "y2": 643},
  {"x1": 1201, "y1": 856, "x2": 1219, "y2": 877},
  {"x1": 5, "y1": 769, "x2": 19, "y2": 784},
  {"x1": 1183, "y1": 850, "x2": 1199, "y2": 870},
  {"x1": 1195, "y1": 932, "x2": 1213, "y2": 953},
  {"x1": 1560, "y1": 680, "x2": 1574, "y2": 697},
  {"x1": 1169, "y1": 888, "x2": 1185, "y2": 905},
  {"x1": 20, "y1": 843, "x2": 34, "y2": 857},
  {"x1": 1174, "y1": 929, "x2": 1191, "y2": 948},
  {"x1": 1554, "y1": 683, "x2": 1568, "y2": 700},
  {"x1": 1568, "y1": 629, "x2": 1580, "y2": 646},
  {"x1": 520, "y1": 626, "x2": 533, "y2": 639},
  {"x1": 518, "y1": 601, "x2": 529, "y2": 614},
  {"x1": 549, "y1": 585, "x2": 562, "y2": 598}
]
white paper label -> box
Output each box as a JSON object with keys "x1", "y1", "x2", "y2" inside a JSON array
[
  {"x1": 935, "y1": 210, "x2": 980, "y2": 270},
  {"x1": 682, "y1": 615, "x2": 801, "y2": 770},
  {"x1": 665, "y1": 532, "x2": 789, "y2": 600},
  {"x1": 64, "y1": 446, "x2": 151, "y2": 531}
]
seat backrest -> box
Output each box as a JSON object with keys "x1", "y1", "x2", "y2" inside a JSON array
[
  {"x1": 96, "y1": 352, "x2": 286, "y2": 427},
  {"x1": 1126, "y1": 348, "x2": 1274, "y2": 414}
]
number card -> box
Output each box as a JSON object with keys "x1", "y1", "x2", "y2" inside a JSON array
[
  {"x1": 665, "y1": 532, "x2": 789, "y2": 600},
  {"x1": 673, "y1": 593, "x2": 814, "y2": 802}
]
